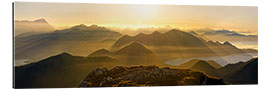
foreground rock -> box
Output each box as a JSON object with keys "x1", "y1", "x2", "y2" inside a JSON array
[{"x1": 79, "y1": 66, "x2": 226, "y2": 87}]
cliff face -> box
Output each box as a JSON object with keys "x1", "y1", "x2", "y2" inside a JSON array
[{"x1": 79, "y1": 66, "x2": 226, "y2": 87}]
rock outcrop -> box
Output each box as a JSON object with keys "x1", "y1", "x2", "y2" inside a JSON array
[{"x1": 79, "y1": 65, "x2": 226, "y2": 87}]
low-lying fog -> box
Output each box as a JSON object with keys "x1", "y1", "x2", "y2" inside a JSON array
[{"x1": 165, "y1": 53, "x2": 258, "y2": 66}]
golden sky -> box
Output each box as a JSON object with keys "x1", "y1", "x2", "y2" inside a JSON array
[{"x1": 14, "y1": 2, "x2": 258, "y2": 34}]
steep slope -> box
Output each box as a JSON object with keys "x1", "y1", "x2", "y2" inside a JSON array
[
  {"x1": 222, "y1": 58, "x2": 258, "y2": 84},
  {"x1": 14, "y1": 53, "x2": 118, "y2": 88},
  {"x1": 177, "y1": 59, "x2": 222, "y2": 77},
  {"x1": 79, "y1": 66, "x2": 226, "y2": 87},
  {"x1": 218, "y1": 61, "x2": 248, "y2": 77},
  {"x1": 14, "y1": 18, "x2": 54, "y2": 36},
  {"x1": 178, "y1": 59, "x2": 222, "y2": 69},
  {"x1": 221, "y1": 41, "x2": 245, "y2": 54},
  {"x1": 206, "y1": 40, "x2": 246, "y2": 56},
  {"x1": 207, "y1": 60, "x2": 222, "y2": 69},
  {"x1": 15, "y1": 24, "x2": 122, "y2": 62},
  {"x1": 191, "y1": 61, "x2": 220, "y2": 77}
]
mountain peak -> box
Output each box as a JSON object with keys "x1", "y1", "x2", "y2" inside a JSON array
[
  {"x1": 191, "y1": 60, "x2": 219, "y2": 77},
  {"x1": 129, "y1": 42, "x2": 143, "y2": 46},
  {"x1": 168, "y1": 29, "x2": 180, "y2": 33},
  {"x1": 57, "y1": 52, "x2": 72, "y2": 57},
  {"x1": 121, "y1": 35, "x2": 132, "y2": 39},
  {"x1": 89, "y1": 24, "x2": 98, "y2": 27},
  {"x1": 88, "y1": 49, "x2": 111, "y2": 57},
  {"x1": 33, "y1": 18, "x2": 48, "y2": 23},
  {"x1": 70, "y1": 24, "x2": 88, "y2": 30},
  {"x1": 207, "y1": 41, "x2": 217, "y2": 45},
  {"x1": 223, "y1": 41, "x2": 233, "y2": 46},
  {"x1": 207, "y1": 60, "x2": 222, "y2": 69},
  {"x1": 135, "y1": 33, "x2": 147, "y2": 37},
  {"x1": 69, "y1": 24, "x2": 107, "y2": 31},
  {"x1": 215, "y1": 41, "x2": 222, "y2": 45},
  {"x1": 152, "y1": 31, "x2": 161, "y2": 35},
  {"x1": 166, "y1": 29, "x2": 188, "y2": 35},
  {"x1": 116, "y1": 42, "x2": 153, "y2": 55}
]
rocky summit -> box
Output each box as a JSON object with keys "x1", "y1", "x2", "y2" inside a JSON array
[{"x1": 79, "y1": 66, "x2": 226, "y2": 87}]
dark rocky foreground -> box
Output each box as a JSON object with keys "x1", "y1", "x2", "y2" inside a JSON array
[{"x1": 79, "y1": 65, "x2": 226, "y2": 87}]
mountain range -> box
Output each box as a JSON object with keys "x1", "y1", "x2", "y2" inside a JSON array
[
  {"x1": 89, "y1": 42, "x2": 153, "y2": 56},
  {"x1": 15, "y1": 18, "x2": 54, "y2": 36},
  {"x1": 200, "y1": 29, "x2": 257, "y2": 42},
  {"x1": 14, "y1": 22, "x2": 258, "y2": 87},
  {"x1": 15, "y1": 24, "x2": 122, "y2": 62},
  {"x1": 111, "y1": 29, "x2": 250, "y2": 59},
  {"x1": 88, "y1": 42, "x2": 156, "y2": 65}
]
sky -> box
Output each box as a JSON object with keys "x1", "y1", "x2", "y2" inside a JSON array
[{"x1": 14, "y1": 2, "x2": 258, "y2": 34}]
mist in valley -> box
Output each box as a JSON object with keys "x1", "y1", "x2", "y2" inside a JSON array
[{"x1": 14, "y1": 21, "x2": 258, "y2": 88}]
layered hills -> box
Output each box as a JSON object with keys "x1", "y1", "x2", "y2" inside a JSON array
[
  {"x1": 112, "y1": 29, "x2": 211, "y2": 49},
  {"x1": 15, "y1": 24, "x2": 122, "y2": 62},
  {"x1": 176, "y1": 58, "x2": 258, "y2": 84},
  {"x1": 201, "y1": 29, "x2": 257, "y2": 42},
  {"x1": 115, "y1": 42, "x2": 153, "y2": 55},
  {"x1": 88, "y1": 42, "x2": 156, "y2": 65},
  {"x1": 15, "y1": 18, "x2": 54, "y2": 36},
  {"x1": 14, "y1": 25, "x2": 258, "y2": 88},
  {"x1": 111, "y1": 29, "x2": 248, "y2": 59},
  {"x1": 15, "y1": 53, "x2": 118, "y2": 88},
  {"x1": 89, "y1": 42, "x2": 153, "y2": 57}
]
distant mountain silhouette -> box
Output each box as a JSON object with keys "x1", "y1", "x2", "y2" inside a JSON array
[
  {"x1": 241, "y1": 49, "x2": 258, "y2": 53},
  {"x1": 89, "y1": 42, "x2": 153, "y2": 56},
  {"x1": 112, "y1": 29, "x2": 210, "y2": 48},
  {"x1": 203, "y1": 29, "x2": 256, "y2": 38},
  {"x1": 15, "y1": 18, "x2": 54, "y2": 36},
  {"x1": 88, "y1": 42, "x2": 155, "y2": 65},
  {"x1": 111, "y1": 29, "x2": 222, "y2": 58},
  {"x1": 79, "y1": 65, "x2": 226, "y2": 87},
  {"x1": 15, "y1": 24, "x2": 122, "y2": 61},
  {"x1": 88, "y1": 49, "x2": 112, "y2": 57},
  {"x1": 111, "y1": 29, "x2": 248, "y2": 58},
  {"x1": 221, "y1": 41, "x2": 246, "y2": 54},
  {"x1": 202, "y1": 29, "x2": 257, "y2": 42},
  {"x1": 15, "y1": 53, "x2": 117, "y2": 88},
  {"x1": 203, "y1": 29, "x2": 238, "y2": 36},
  {"x1": 115, "y1": 42, "x2": 153, "y2": 55},
  {"x1": 206, "y1": 40, "x2": 246, "y2": 55}
]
